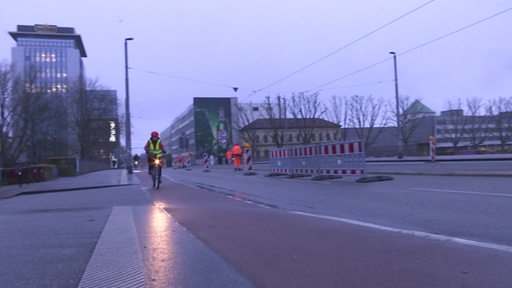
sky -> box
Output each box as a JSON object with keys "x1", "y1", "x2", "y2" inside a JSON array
[{"x1": 1, "y1": 0, "x2": 511, "y2": 153}]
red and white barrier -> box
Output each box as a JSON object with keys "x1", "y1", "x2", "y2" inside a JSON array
[
  {"x1": 317, "y1": 141, "x2": 365, "y2": 175},
  {"x1": 244, "y1": 147, "x2": 252, "y2": 171},
  {"x1": 429, "y1": 138, "x2": 436, "y2": 162},
  {"x1": 269, "y1": 140, "x2": 366, "y2": 177},
  {"x1": 269, "y1": 149, "x2": 289, "y2": 173},
  {"x1": 186, "y1": 154, "x2": 192, "y2": 170},
  {"x1": 203, "y1": 153, "x2": 210, "y2": 171},
  {"x1": 244, "y1": 147, "x2": 257, "y2": 175}
]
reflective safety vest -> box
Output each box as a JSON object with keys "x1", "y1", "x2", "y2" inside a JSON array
[{"x1": 148, "y1": 139, "x2": 163, "y2": 158}]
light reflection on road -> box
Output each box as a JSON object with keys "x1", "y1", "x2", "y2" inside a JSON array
[{"x1": 143, "y1": 202, "x2": 179, "y2": 287}]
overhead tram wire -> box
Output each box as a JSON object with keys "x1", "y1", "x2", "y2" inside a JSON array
[
  {"x1": 319, "y1": 80, "x2": 394, "y2": 92},
  {"x1": 248, "y1": 0, "x2": 436, "y2": 98},
  {"x1": 310, "y1": 59, "x2": 392, "y2": 91},
  {"x1": 130, "y1": 67, "x2": 239, "y2": 92},
  {"x1": 310, "y1": 6, "x2": 512, "y2": 92},
  {"x1": 399, "y1": 7, "x2": 512, "y2": 56}
]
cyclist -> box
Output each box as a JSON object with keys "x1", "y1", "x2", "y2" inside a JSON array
[
  {"x1": 144, "y1": 131, "x2": 167, "y2": 183},
  {"x1": 133, "y1": 154, "x2": 140, "y2": 169}
]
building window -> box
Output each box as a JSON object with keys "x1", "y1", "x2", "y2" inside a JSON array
[
  {"x1": 255, "y1": 134, "x2": 260, "y2": 143},
  {"x1": 263, "y1": 135, "x2": 268, "y2": 143}
]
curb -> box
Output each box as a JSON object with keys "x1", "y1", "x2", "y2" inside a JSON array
[{"x1": 366, "y1": 171, "x2": 512, "y2": 177}]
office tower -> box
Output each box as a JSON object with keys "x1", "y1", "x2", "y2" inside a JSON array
[
  {"x1": 7, "y1": 24, "x2": 121, "y2": 169},
  {"x1": 9, "y1": 24, "x2": 86, "y2": 95},
  {"x1": 8, "y1": 24, "x2": 87, "y2": 162}
]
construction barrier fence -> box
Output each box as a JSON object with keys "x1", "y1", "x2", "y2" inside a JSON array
[{"x1": 269, "y1": 140, "x2": 365, "y2": 177}]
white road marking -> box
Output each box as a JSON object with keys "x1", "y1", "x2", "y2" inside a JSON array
[
  {"x1": 368, "y1": 162, "x2": 426, "y2": 165},
  {"x1": 79, "y1": 207, "x2": 146, "y2": 287},
  {"x1": 290, "y1": 211, "x2": 512, "y2": 253},
  {"x1": 412, "y1": 187, "x2": 512, "y2": 197}
]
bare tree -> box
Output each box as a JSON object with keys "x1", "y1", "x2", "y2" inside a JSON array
[
  {"x1": 68, "y1": 78, "x2": 117, "y2": 160},
  {"x1": 326, "y1": 95, "x2": 348, "y2": 141},
  {"x1": 237, "y1": 101, "x2": 261, "y2": 151},
  {"x1": 437, "y1": 99, "x2": 468, "y2": 150},
  {"x1": 261, "y1": 95, "x2": 288, "y2": 148},
  {"x1": 0, "y1": 62, "x2": 57, "y2": 166},
  {"x1": 395, "y1": 96, "x2": 433, "y2": 155},
  {"x1": 346, "y1": 94, "x2": 388, "y2": 151},
  {"x1": 0, "y1": 62, "x2": 24, "y2": 167},
  {"x1": 465, "y1": 97, "x2": 491, "y2": 149},
  {"x1": 486, "y1": 96, "x2": 512, "y2": 151},
  {"x1": 287, "y1": 91, "x2": 327, "y2": 145}
]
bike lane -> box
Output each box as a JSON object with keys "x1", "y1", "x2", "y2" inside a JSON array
[
  {"x1": 135, "y1": 173, "x2": 255, "y2": 288},
  {"x1": 146, "y1": 175, "x2": 512, "y2": 288}
]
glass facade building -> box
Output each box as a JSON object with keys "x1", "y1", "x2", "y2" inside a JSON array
[
  {"x1": 7, "y1": 24, "x2": 122, "y2": 168},
  {"x1": 8, "y1": 25, "x2": 87, "y2": 162},
  {"x1": 160, "y1": 97, "x2": 240, "y2": 165},
  {"x1": 9, "y1": 24, "x2": 86, "y2": 95}
]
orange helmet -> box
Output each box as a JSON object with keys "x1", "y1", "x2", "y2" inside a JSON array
[{"x1": 151, "y1": 131, "x2": 159, "y2": 137}]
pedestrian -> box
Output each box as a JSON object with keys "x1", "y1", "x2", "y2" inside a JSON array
[
  {"x1": 111, "y1": 154, "x2": 117, "y2": 168},
  {"x1": 178, "y1": 154, "x2": 184, "y2": 168},
  {"x1": 15, "y1": 168, "x2": 23, "y2": 187},
  {"x1": 225, "y1": 150, "x2": 232, "y2": 165}
]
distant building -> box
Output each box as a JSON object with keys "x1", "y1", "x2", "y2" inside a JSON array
[
  {"x1": 402, "y1": 99, "x2": 436, "y2": 119},
  {"x1": 345, "y1": 100, "x2": 512, "y2": 156},
  {"x1": 162, "y1": 97, "x2": 511, "y2": 163},
  {"x1": 9, "y1": 24, "x2": 87, "y2": 94},
  {"x1": 8, "y1": 24, "x2": 87, "y2": 161},
  {"x1": 82, "y1": 90, "x2": 120, "y2": 162},
  {"x1": 400, "y1": 99, "x2": 436, "y2": 155},
  {"x1": 435, "y1": 109, "x2": 512, "y2": 152},
  {"x1": 331, "y1": 100, "x2": 436, "y2": 157},
  {"x1": 160, "y1": 97, "x2": 239, "y2": 164},
  {"x1": 8, "y1": 24, "x2": 119, "y2": 164}
]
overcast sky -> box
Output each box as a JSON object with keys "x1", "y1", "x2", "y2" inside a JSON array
[{"x1": 1, "y1": 0, "x2": 511, "y2": 153}]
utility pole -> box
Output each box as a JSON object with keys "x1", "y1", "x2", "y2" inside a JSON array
[
  {"x1": 125, "y1": 37, "x2": 134, "y2": 173},
  {"x1": 389, "y1": 51, "x2": 403, "y2": 158}
]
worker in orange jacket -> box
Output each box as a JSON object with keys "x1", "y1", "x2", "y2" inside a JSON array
[
  {"x1": 225, "y1": 150, "x2": 232, "y2": 165},
  {"x1": 231, "y1": 144, "x2": 242, "y2": 171}
]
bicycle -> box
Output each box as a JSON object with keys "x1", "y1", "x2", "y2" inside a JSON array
[{"x1": 150, "y1": 156, "x2": 163, "y2": 189}]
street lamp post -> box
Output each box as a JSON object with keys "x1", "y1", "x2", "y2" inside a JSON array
[
  {"x1": 125, "y1": 37, "x2": 134, "y2": 174},
  {"x1": 389, "y1": 51, "x2": 403, "y2": 158}
]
